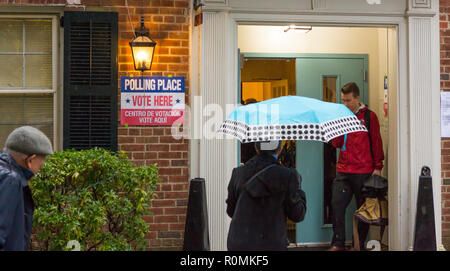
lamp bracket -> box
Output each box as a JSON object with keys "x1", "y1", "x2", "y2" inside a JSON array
[{"x1": 135, "y1": 16, "x2": 150, "y2": 37}]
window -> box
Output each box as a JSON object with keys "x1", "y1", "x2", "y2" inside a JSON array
[{"x1": 0, "y1": 17, "x2": 57, "y2": 148}]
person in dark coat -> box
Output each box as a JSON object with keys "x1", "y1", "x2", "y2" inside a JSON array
[
  {"x1": 0, "y1": 126, "x2": 53, "y2": 251},
  {"x1": 226, "y1": 140, "x2": 307, "y2": 251}
]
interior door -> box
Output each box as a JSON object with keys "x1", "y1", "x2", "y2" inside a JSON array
[{"x1": 295, "y1": 56, "x2": 368, "y2": 245}]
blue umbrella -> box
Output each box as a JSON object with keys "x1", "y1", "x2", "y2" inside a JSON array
[{"x1": 219, "y1": 95, "x2": 367, "y2": 143}]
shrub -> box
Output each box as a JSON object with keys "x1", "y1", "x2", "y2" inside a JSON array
[{"x1": 30, "y1": 148, "x2": 160, "y2": 251}]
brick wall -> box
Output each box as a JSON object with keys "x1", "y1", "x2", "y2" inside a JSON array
[
  {"x1": 440, "y1": 0, "x2": 450, "y2": 250},
  {"x1": 115, "y1": 0, "x2": 190, "y2": 251},
  {"x1": 0, "y1": 0, "x2": 190, "y2": 250}
]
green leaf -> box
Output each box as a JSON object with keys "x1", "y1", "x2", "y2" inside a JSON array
[{"x1": 30, "y1": 148, "x2": 160, "y2": 251}]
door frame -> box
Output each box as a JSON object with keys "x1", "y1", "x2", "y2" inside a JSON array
[
  {"x1": 191, "y1": 3, "x2": 442, "y2": 251},
  {"x1": 238, "y1": 53, "x2": 370, "y2": 246}
]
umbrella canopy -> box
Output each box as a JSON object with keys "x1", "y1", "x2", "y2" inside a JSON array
[{"x1": 219, "y1": 95, "x2": 367, "y2": 143}]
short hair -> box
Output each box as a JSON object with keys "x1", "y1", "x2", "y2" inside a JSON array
[{"x1": 341, "y1": 82, "x2": 360, "y2": 98}]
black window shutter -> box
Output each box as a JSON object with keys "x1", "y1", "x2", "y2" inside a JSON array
[{"x1": 63, "y1": 11, "x2": 118, "y2": 151}]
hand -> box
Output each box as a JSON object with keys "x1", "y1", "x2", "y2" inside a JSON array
[{"x1": 372, "y1": 169, "x2": 381, "y2": 176}]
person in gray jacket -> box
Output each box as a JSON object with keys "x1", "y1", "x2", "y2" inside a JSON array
[
  {"x1": 226, "y1": 140, "x2": 307, "y2": 251},
  {"x1": 0, "y1": 126, "x2": 53, "y2": 251}
]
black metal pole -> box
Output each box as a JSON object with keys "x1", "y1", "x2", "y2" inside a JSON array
[
  {"x1": 413, "y1": 166, "x2": 437, "y2": 251},
  {"x1": 183, "y1": 178, "x2": 210, "y2": 251}
]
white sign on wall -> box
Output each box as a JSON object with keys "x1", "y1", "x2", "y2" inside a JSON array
[{"x1": 442, "y1": 92, "x2": 450, "y2": 138}]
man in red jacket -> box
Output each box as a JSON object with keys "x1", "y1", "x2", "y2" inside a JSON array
[{"x1": 327, "y1": 82, "x2": 385, "y2": 251}]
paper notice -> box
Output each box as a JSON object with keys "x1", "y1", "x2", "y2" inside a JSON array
[{"x1": 442, "y1": 92, "x2": 450, "y2": 137}]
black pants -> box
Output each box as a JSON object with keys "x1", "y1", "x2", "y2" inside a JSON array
[{"x1": 330, "y1": 173, "x2": 371, "y2": 248}]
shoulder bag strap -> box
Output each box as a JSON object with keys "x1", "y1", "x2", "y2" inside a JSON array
[
  {"x1": 245, "y1": 164, "x2": 277, "y2": 188},
  {"x1": 364, "y1": 109, "x2": 374, "y2": 159},
  {"x1": 235, "y1": 164, "x2": 277, "y2": 201}
]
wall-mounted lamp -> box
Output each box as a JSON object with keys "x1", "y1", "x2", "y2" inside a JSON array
[
  {"x1": 284, "y1": 25, "x2": 312, "y2": 33},
  {"x1": 130, "y1": 17, "x2": 157, "y2": 71}
]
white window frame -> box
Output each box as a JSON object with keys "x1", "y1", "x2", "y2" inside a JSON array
[{"x1": 0, "y1": 15, "x2": 59, "y2": 151}]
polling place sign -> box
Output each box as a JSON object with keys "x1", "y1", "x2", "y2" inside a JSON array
[{"x1": 120, "y1": 76, "x2": 185, "y2": 126}]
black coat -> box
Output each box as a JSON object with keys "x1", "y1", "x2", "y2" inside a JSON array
[
  {"x1": 0, "y1": 151, "x2": 35, "y2": 251},
  {"x1": 226, "y1": 153, "x2": 307, "y2": 251}
]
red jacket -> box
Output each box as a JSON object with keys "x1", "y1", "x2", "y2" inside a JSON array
[{"x1": 331, "y1": 105, "x2": 384, "y2": 174}]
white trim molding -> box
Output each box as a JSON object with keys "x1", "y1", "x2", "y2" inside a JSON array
[
  {"x1": 406, "y1": 0, "x2": 441, "y2": 251},
  {"x1": 197, "y1": 11, "x2": 238, "y2": 251}
]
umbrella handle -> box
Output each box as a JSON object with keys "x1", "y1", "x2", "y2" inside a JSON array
[{"x1": 342, "y1": 134, "x2": 347, "y2": 151}]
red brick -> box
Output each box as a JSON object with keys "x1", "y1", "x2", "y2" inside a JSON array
[
  {"x1": 176, "y1": 16, "x2": 186, "y2": 24},
  {"x1": 144, "y1": 152, "x2": 158, "y2": 159},
  {"x1": 0, "y1": 0, "x2": 191, "y2": 251},
  {"x1": 159, "y1": 7, "x2": 185, "y2": 15},
  {"x1": 169, "y1": 176, "x2": 189, "y2": 183},
  {"x1": 443, "y1": 156, "x2": 450, "y2": 163},
  {"x1": 159, "y1": 40, "x2": 182, "y2": 47},
  {"x1": 168, "y1": 32, "x2": 189, "y2": 40},
  {"x1": 136, "y1": 137, "x2": 159, "y2": 143},
  {"x1": 146, "y1": 144, "x2": 170, "y2": 152},
  {"x1": 174, "y1": 0, "x2": 189, "y2": 8},
  {"x1": 134, "y1": 7, "x2": 160, "y2": 14},
  {"x1": 173, "y1": 184, "x2": 188, "y2": 191},
  {"x1": 152, "y1": 128, "x2": 165, "y2": 135},
  {"x1": 145, "y1": 231, "x2": 157, "y2": 239},
  {"x1": 121, "y1": 144, "x2": 145, "y2": 152},
  {"x1": 148, "y1": 224, "x2": 169, "y2": 231},
  {"x1": 118, "y1": 128, "x2": 128, "y2": 135},
  {"x1": 160, "y1": 136, "x2": 183, "y2": 143},
  {"x1": 159, "y1": 168, "x2": 182, "y2": 176},
  {"x1": 158, "y1": 152, "x2": 182, "y2": 159},
  {"x1": 148, "y1": 208, "x2": 164, "y2": 216},
  {"x1": 141, "y1": 128, "x2": 153, "y2": 136},
  {"x1": 165, "y1": 192, "x2": 188, "y2": 199},
  {"x1": 143, "y1": 215, "x2": 154, "y2": 223},
  {"x1": 171, "y1": 160, "x2": 188, "y2": 167},
  {"x1": 169, "y1": 223, "x2": 186, "y2": 231},
  {"x1": 146, "y1": 160, "x2": 170, "y2": 167},
  {"x1": 154, "y1": 215, "x2": 178, "y2": 223},
  {"x1": 128, "y1": 128, "x2": 141, "y2": 135},
  {"x1": 132, "y1": 152, "x2": 144, "y2": 159},
  {"x1": 131, "y1": 160, "x2": 145, "y2": 166},
  {"x1": 153, "y1": 15, "x2": 164, "y2": 22},
  {"x1": 152, "y1": 200, "x2": 175, "y2": 208},
  {"x1": 160, "y1": 24, "x2": 183, "y2": 31},
  {"x1": 170, "y1": 48, "x2": 189, "y2": 55},
  {"x1": 164, "y1": 207, "x2": 187, "y2": 215},
  {"x1": 118, "y1": 137, "x2": 135, "y2": 144},
  {"x1": 170, "y1": 144, "x2": 188, "y2": 151},
  {"x1": 164, "y1": 16, "x2": 175, "y2": 23}
]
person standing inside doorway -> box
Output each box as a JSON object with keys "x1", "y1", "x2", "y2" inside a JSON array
[{"x1": 328, "y1": 82, "x2": 385, "y2": 251}]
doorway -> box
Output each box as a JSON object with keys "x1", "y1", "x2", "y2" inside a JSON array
[
  {"x1": 240, "y1": 53, "x2": 369, "y2": 246},
  {"x1": 239, "y1": 58, "x2": 298, "y2": 242},
  {"x1": 237, "y1": 25, "x2": 395, "y2": 249},
  {"x1": 296, "y1": 55, "x2": 368, "y2": 245}
]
